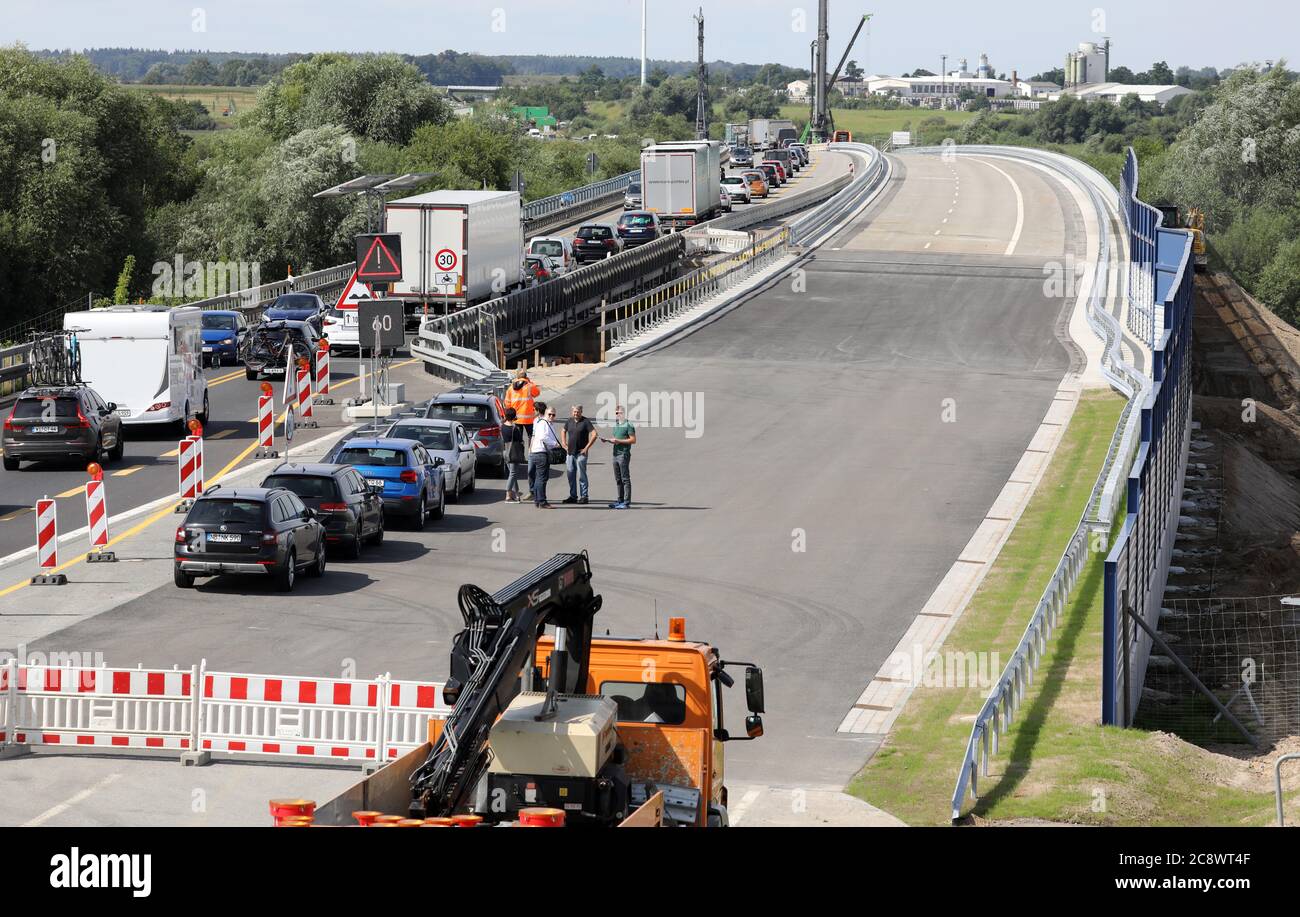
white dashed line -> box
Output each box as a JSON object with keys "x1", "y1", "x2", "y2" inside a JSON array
[{"x1": 23, "y1": 773, "x2": 122, "y2": 826}]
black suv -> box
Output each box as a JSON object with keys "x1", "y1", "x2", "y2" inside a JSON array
[
  {"x1": 3, "y1": 385, "x2": 124, "y2": 471},
  {"x1": 242, "y1": 320, "x2": 319, "y2": 381},
  {"x1": 173, "y1": 486, "x2": 326, "y2": 591},
  {"x1": 261, "y1": 463, "x2": 384, "y2": 559}
]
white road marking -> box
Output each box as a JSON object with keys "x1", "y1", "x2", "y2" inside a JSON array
[
  {"x1": 23, "y1": 772, "x2": 122, "y2": 826},
  {"x1": 728, "y1": 786, "x2": 763, "y2": 826},
  {"x1": 924, "y1": 242, "x2": 932, "y2": 249},
  {"x1": 934, "y1": 229, "x2": 941, "y2": 236},
  {"x1": 972, "y1": 157, "x2": 1024, "y2": 256}
]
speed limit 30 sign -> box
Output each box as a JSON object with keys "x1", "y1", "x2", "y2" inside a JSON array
[{"x1": 434, "y1": 248, "x2": 459, "y2": 272}]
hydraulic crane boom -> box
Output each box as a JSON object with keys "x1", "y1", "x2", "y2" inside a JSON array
[
  {"x1": 825, "y1": 13, "x2": 872, "y2": 139},
  {"x1": 407, "y1": 552, "x2": 602, "y2": 818}
]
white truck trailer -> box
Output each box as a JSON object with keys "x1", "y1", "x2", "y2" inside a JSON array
[
  {"x1": 385, "y1": 190, "x2": 524, "y2": 322},
  {"x1": 64, "y1": 306, "x2": 208, "y2": 430},
  {"x1": 641, "y1": 140, "x2": 722, "y2": 231}
]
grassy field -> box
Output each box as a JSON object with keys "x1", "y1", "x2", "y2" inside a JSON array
[
  {"x1": 851, "y1": 390, "x2": 1295, "y2": 826},
  {"x1": 124, "y1": 84, "x2": 259, "y2": 128},
  {"x1": 777, "y1": 105, "x2": 977, "y2": 141}
]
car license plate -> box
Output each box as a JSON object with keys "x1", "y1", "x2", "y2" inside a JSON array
[
  {"x1": 115, "y1": 409, "x2": 132, "y2": 418},
  {"x1": 207, "y1": 533, "x2": 241, "y2": 543},
  {"x1": 367, "y1": 479, "x2": 387, "y2": 489},
  {"x1": 31, "y1": 425, "x2": 59, "y2": 434}
]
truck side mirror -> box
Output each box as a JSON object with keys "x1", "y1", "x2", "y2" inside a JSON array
[
  {"x1": 744, "y1": 714, "x2": 764, "y2": 739},
  {"x1": 745, "y1": 666, "x2": 765, "y2": 714}
]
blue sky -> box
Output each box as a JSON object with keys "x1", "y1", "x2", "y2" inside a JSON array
[{"x1": 3, "y1": 1, "x2": 1291, "y2": 75}]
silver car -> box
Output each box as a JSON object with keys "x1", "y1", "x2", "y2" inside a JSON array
[{"x1": 382, "y1": 418, "x2": 478, "y2": 502}]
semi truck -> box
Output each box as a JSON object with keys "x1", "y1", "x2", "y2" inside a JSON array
[
  {"x1": 749, "y1": 118, "x2": 797, "y2": 151},
  {"x1": 306, "y1": 553, "x2": 766, "y2": 827},
  {"x1": 640, "y1": 140, "x2": 723, "y2": 231},
  {"x1": 385, "y1": 190, "x2": 525, "y2": 327}
]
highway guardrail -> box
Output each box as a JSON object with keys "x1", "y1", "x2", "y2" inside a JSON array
[
  {"x1": 940, "y1": 145, "x2": 1188, "y2": 822},
  {"x1": 0, "y1": 343, "x2": 32, "y2": 404},
  {"x1": 600, "y1": 143, "x2": 891, "y2": 355}
]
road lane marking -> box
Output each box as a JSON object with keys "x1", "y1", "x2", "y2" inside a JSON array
[
  {"x1": 160, "y1": 448, "x2": 179, "y2": 458},
  {"x1": 111, "y1": 466, "x2": 143, "y2": 477},
  {"x1": 208, "y1": 429, "x2": 234, "y2": 440},
  {"x1": 54, "y1": 486, "x2": 84, "y2": 498},
  {"x1": 0, "y1": 508, "x2": 31, "y2": 523},
  {"x1": 205, "y1": 369, "x2": 246, "y2": 389},
  {"x1": 23, "y1": 773, "x2": 123, "y2": 827},
  {"x1": 973, "y1": 157, "x2": 1024, "y2": 256},
  {"x1": 924, "y1": 242, "x2": 932, "y2": 249}
]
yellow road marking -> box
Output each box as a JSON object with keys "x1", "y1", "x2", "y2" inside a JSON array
[
  {"x1": 54, "y1": 486, "x2": 85, "y2": 499},
  {"x1": 205, "y1": 369, "x2": 245, "y2": 388},
  {"x1": 111, "y1": 466, "x2": 143, "y2": 477},
  {"x1": 0, "y1": 508, "x2": 31, "y2": 523},
  {"x1": 160, "y1": 448, "x2": 179, "y2": 458},
  {"x1": 208, "y1": 429, "x2": 234, "y2": 440}
]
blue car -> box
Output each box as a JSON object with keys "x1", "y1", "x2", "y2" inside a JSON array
[
  {"x1": 201, "y1": 310, "x2": 249, "y2": 367},
  {"x1": 324, "y1": 438, "x2": 446, "y2": 529},
  {"x1": 264, "y1": 293, "x2": 327, "y2": 332}
]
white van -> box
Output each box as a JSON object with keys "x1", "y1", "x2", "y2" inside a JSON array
[{"x1": 64, "y1": 307, "x2": 209, "y2": 430}]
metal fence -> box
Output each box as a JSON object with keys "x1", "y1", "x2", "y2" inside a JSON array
[
  {"x1": 0, "y1": 343, "x2": 31, "y2": 403},
  {"x1": 946, "y1": 145, "x2": 1170, "y2": 821},
  {"x1": 1118, "y1": 149, "x2": 1162, "y2": 351},
  {"x1": 600, "y1": 142, "x2": 890, "y2": 353},
  {"x1": 521, "y1": 170, "x2": 638, "y2": 225},
  {"x1": 1103, "y1": 223, "x2": 1195, "y2": 727}
]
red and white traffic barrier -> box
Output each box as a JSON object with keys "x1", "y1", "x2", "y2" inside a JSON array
[
  {"x1": 30, "y1": 497, "x2": 68, "y2": 584},
  {"x1": 256, "y1": 393, "x2": 276, "y2": 457},
  {"x1": 84, "y1": 478, "x2": 116, "y2": 562},
  {"x1": 0, "y1": 660, "x2": 451, "y2": 765},
  {"x1": 176, "y1": 436, "x2": 204, "y2": 508},
  {"x1": 315, "y1": 343, "x2": 332, "y2": 404},
  {"x1": 296, "y1": 367, "x2": 317, "y2": 428}
]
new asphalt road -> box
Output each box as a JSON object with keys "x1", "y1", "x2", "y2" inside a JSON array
[{"x1": 0, "y1": 148, "x2": 1088, "y2": 823}]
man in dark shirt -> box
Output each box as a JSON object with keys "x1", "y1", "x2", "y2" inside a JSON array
[{"x1": 561, "y1": 404, "x2": 598, "y2": 504}]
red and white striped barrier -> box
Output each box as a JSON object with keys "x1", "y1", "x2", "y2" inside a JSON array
[
  {"x1": 315, "y1": 344, "x2": 332, "y2": 403},
  {"x1": 177, "y1": 438, "x2": 198, "y2": 503},
  {"x1": 84, "y1": 479, "x2": 114, "y2": 562},
  {"x1": 1, "y1": 660, "x2": 195, "y2": 751},
  {"x1": 0, "y1": 659, "x2": 450, "y2": 766},
  {"x1": 35, "y1": 498, "x2": 57, "y2": 569},
  {"x1": 256, "y1": 393, "x2": 276, "y2": 457},
  {"x1": 296, "y1": 367, "x2": 317, "y2": 427},
  {"x1": 29, "y1": 498, "x2": 67, "y2": 585}
]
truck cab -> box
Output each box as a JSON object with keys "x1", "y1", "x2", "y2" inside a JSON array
[{"x1": 535, "y1": 620, "x2": 764, "y2": 827}]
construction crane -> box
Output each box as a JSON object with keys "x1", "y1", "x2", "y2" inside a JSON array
[{"x1": 822, "y1": 13, "x2": 872, "y2": 141}]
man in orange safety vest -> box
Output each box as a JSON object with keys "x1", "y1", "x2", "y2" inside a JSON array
[{"x1": 504, "y1": 368, "x2": 541, "y2": 438}]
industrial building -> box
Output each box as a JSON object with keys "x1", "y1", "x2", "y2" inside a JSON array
[{"x1": 1058, "y1": 82, "x2": 1194, "y2": 106}]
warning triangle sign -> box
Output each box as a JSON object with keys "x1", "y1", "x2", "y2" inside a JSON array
[
  {"x1": 358, "y1": 234, "x2": 402, "y2": 280},
  {"x1": 335, "y1": 269, "x2": 374, "y2": 310}
]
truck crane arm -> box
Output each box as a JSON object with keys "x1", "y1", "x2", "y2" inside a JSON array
[
  {"x1": 828, "y1": 13, "x2": 872, "y2": 89},
  {"x1": 407, "y1": 552, "x2": 601, "y2": 817}
]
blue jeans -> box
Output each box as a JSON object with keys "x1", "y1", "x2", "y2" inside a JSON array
[
  {"x1": 566, "y1": 452, "x2": 589, "y2": 499},
  {"x1": 505, "y1": 461, "x2": 526, "y2": 498},
  {"x1": 528, "y1": 453, "x2": 550, "y2": 505},
  {"x1": 612, "y1": 452, "x2": 631, "y2": 505}
]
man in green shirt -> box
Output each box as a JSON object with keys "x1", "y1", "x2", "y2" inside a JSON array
[{"x1": 600, "y1": 405, "x2": 636, "y2": 509}]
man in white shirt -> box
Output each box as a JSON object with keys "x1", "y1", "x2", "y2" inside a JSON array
[{"x1": 528, "y1": 402, "x2": 560, "y2": 508}]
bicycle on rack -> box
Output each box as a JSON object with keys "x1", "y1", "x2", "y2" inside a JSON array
[{"x1": 27, "y1": 329, "x2": 87, "y2": 387}]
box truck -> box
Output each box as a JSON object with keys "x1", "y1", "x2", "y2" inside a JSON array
[
  {"x1": 385, "y1": 190, "x2": 524, "y2": 325},
  {"x1": 641, "y1": 141, "x2": 722, "y2": 231},
  {"x1": 747, "y1": 118, "x2": 772, "y2": 149},
  {"x1": 64, "y1": 306, "x2": 208, "y2": 430}
]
